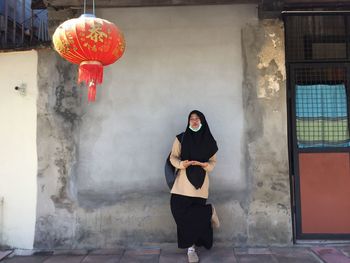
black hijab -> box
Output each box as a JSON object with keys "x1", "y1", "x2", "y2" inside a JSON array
[{"x1": 176, "y1": 110, "x2": 218, "y2": 189}]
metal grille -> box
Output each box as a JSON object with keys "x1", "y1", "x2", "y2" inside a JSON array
[
  {"x1": 0, "y1": 0, "x2": 50, "y2": 50},
  {"x1": 294, "y1": 67, "x2": 346, "y2": 85},
  {"x1": 285, "y1": 15, "x2": 348, "y2": 62},
  {"x1": 285, "y1": 13, "x2": 350, "y2": 149},
  {"x1": 294, "y1": 67, "x2": 350, "y2": 148}
]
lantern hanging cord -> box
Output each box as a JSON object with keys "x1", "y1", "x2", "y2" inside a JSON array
[{"x1": 83, "y1": 0, "x2": 95, "y2": 15}]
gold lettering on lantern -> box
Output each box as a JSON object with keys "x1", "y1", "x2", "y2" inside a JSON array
[
  {"x1": 83, "y1": 42, "x2": 98, "y2": 52},
  {"x1": 86, "y1": 22, "x2": 107, "y2": 43},
  {"x1": 118, "y1": 40, "x2": 125, "y2": 52},
  {"x1": 54, "y1": 38, "x2": 71, "y2": 53}
]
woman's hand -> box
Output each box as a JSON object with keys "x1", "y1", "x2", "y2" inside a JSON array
[
  {"x1": 182, "y1": 160, "x2": 195, "y2": 168},
  {"x1": 182, "y1": 160, "x2": 208, "y2": 168},
  {"x1": 191, "y1": 161, "x2": 208, "y2": 168}
]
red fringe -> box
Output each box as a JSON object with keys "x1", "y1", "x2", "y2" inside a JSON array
[
  {"x1": 78, "y1": 62, "x2": 103, "y2": 102},
  {"x1": 87, "y1": 83, "x2": 97, "y2": 102}
]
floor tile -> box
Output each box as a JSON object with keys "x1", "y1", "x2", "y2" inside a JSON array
[
  {"x1": 271, "y1": 247, "x2": 321, "y2": 263},
  {"x1": 235, "y1": 254, "x2": 278, "y2": 263},
  {"x1": 119, "y1": 254, "x2": 159, "y2": 263},
  {"x1": 42, "y1": 255, "x2": 86, "y2": 263},
  {"x1": 0, "y1": 251, "x2": 12, "y2": 261},
  {"x1": 311, "y1": 247, "x2": 350, "y2": 263},
  {"x1": 234, "y1": 248, "x2": 272, "y2": 255},
  {"x1": 159, "y1": 253, "x2": 187, "y2": 263},
  {"x1": 53, "y1": 249, "x2": 88, "y2": 255},
  {"x1": 89, "y1": 249, "x2": 124, "y2": 255},
  {"x1": 82, "y1": 254, "x2": 122, "y2": 263},
  {"x1": 339, "y1": 246, "x2": 350, "y2": 257},
  {"x1": 2, "y1": 256, "x2": 49, "y2": 263},
  {"x1": 199, "y1": 247, "x2": 237, "y2": 263}
]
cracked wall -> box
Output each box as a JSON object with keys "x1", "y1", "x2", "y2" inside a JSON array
[
  {"x1": 242, "y1": 19, "x2": 292, "y2": 245},
  {"x1": 35, "y1": 49, "x2": 82, "y2": 248},
  {"x1": 34, "y1": 6, "x2": 292, "y2": 249}
]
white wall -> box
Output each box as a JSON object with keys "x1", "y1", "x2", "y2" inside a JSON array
[
  {"x1": 0, "y1": 50, "x2": 38, "y2": 249},
  {"x1": 76, "y1": 5, "x2": 258, "y2": 199}
]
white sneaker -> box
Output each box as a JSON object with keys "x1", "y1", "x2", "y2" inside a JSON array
[{"x1": 187, "y1": 250, "x2": 199, "y2": 263}]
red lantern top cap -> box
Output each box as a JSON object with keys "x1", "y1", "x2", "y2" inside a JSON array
[{"x1": 80, "y1": 14, "x2": 96, "y2": 18}]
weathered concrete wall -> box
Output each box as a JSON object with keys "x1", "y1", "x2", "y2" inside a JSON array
[
  {"x1": 34, "y1": 5, "x2": 291, "y2": 249},
  {"x1": 0, "y1": 51, "x2": 38, "y2": 249},
  {"x1": 242, "y1": 20, "x2": 292, "y2": 245},
  {"x1": 35, "y1": 49, "x2": 82, "y2": 248}
]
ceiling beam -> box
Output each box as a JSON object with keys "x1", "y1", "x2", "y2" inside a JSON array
[
  {"x1": 39, "y1": 0, "x2": 350, "y2": 20},
  {"x1": 44, "y1": 0, "x2": 259, "y2": 9}
]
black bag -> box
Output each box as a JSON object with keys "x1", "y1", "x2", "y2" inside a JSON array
[
  {"x1": 164, "y1": 153, "x2": 178, "y2": 189},
  {"x1": 164, "y1": 133, "x2": 184, "y2": 190}
]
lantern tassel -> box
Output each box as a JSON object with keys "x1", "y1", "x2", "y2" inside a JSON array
[
  {"x1": 78, "y1": 61, "x2": 103, "y2": 102},
  {"x1": 88, "y1": 81, "x2": 97, "y2": 102}
]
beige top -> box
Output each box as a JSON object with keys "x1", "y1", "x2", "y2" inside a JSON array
[{"x1": 170, "y1": 137, "x2": 217, "y2": 199}]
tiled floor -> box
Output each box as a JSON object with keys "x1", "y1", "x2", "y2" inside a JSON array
[{"x1": 2, "y1": 246, "x2": 350, "y2": 262}]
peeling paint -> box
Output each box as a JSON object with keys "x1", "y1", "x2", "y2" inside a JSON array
[{"x1": 242, "y1": 19, "x2": 292, "y2": 246}]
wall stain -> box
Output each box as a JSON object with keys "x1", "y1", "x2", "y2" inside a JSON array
[{"x1": 54, "y1": 85, "x2": 80, "y2": 125}]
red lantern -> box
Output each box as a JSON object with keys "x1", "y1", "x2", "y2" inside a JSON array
[{"x1": 52, "y1": 14, "x2": 125, "y2": 102}]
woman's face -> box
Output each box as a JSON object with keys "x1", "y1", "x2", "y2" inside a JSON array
[{"x1": 189, "y1": 113, "x2": 201, "y2": 129}]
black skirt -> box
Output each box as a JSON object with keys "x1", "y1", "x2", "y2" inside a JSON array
[{"x1": 170, "y1": 194, "x2": 213, "y2": 249}]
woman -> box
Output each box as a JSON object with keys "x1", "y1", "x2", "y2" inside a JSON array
[{"x1": 170, "y1": 110, "x2": 219, "y2": 263}]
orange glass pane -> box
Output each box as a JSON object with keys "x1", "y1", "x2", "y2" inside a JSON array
[{"x1": 299, "y1": 152, "x2": 350, "y2": 233}]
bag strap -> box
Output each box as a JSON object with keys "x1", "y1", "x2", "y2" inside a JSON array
[
  {"x1": 180, "y1": 132, "x2": 185, "y2": 145},
  {"x1": 177, "y1": 132, "x2": 185, "y2": 163}
]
